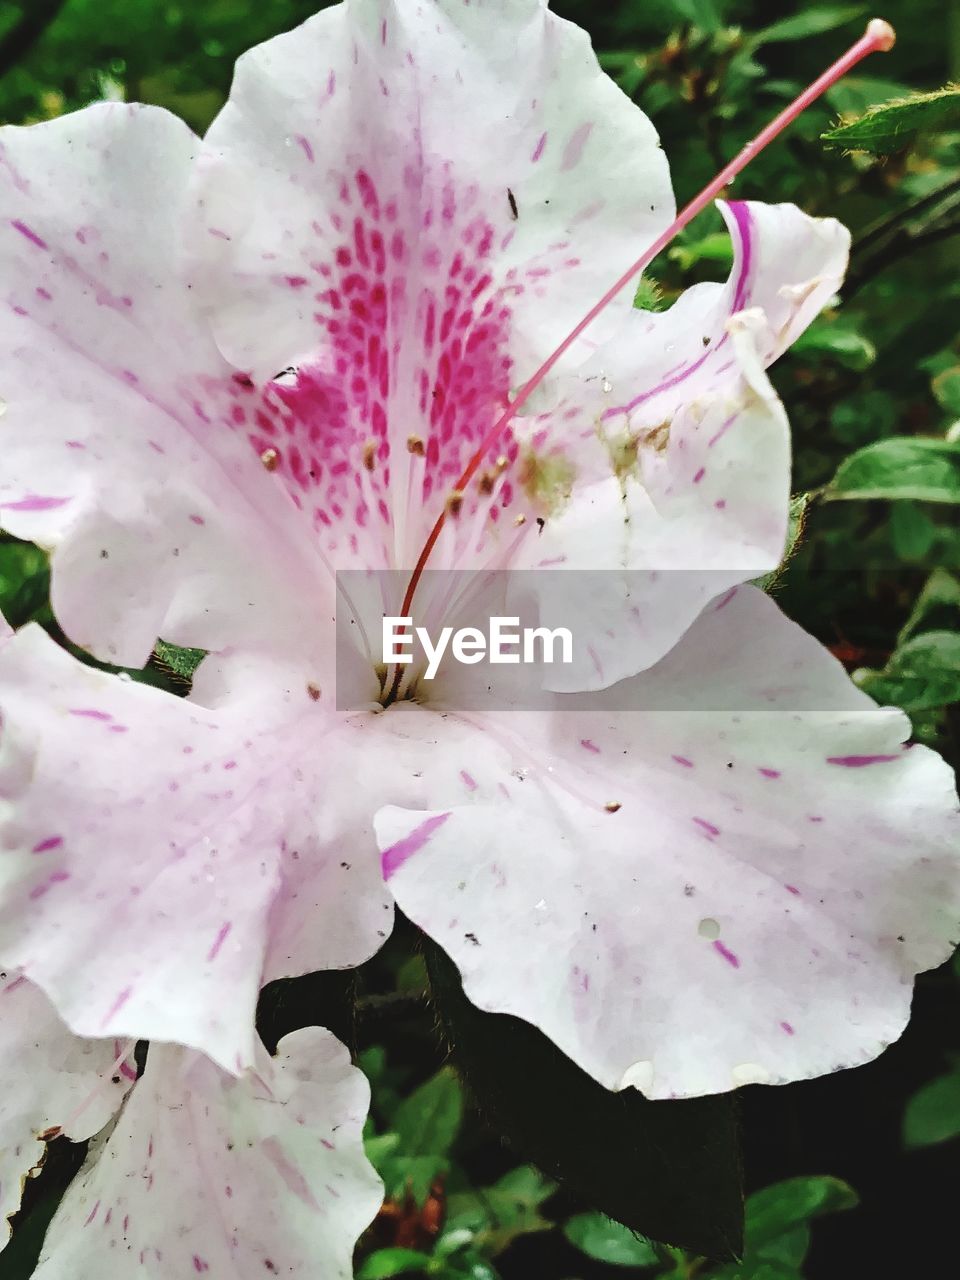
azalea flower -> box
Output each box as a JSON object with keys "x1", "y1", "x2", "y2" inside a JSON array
[{"x1": 0, "y1": 5, "x2": 957, "y2": 1247}]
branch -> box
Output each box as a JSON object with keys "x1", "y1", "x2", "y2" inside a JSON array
[
  {"x1": 0, "y1": 0, "x2": 68, "y2": 82},
  {"x1": 845, "y1": 216, "x2": 960, "y2": 298}
]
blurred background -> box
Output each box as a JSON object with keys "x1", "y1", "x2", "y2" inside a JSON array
[{"x1": 1, "y1": 2, "x2": 959, "y2": 1278}]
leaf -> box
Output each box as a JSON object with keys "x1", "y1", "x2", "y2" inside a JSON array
[
  {"x1": 153, "y1": 638, "x2": 207, "y2": 682},
  {"x1": 890, "y1": 502, "x2": 938, "y2": 561},
  {"x1": 822, "y1": 84, "x2": 960, "y2": 155},
  {"x1": 446, "y1": 1166, "x2": 558, "y2": 1256},
  {"x1": 790, "y1": 317, "x2": 876, "y2": 371},
  {"x1": 563, "y1": 1213, "x2": 659, "y2": 1267},
  {"x1": 750, "y1": 5, "x2": 865, "y2": 48},
  {"x1": 933, "y1": 367, "x2": 960, "y2": 417},
  {"x1": 903, "y1": 1066, "x2": 960, "y2": 1148},
  {"x1": 857, "y1": 631, "x2": 960, "y2": 712},
  {"x1": 423, "y1": 937, "x2": 743, "y2": 1261},
  {"x1": 897, "y1": 570, "x2": 960, "y2": 643},
  {"x1": 668, "y1": 231, "x2": 734, "y2": 272},
  {"x1": 744, "y1": 1176, "x2": 858, "y2": 1250},
  {"x1": 392, "y1": 1067, "x2": 464, "y2": 1159},
  {"x1": 356, "y1": 1247, "x2": 434, "y2": 1280},
  {"x1": 825, "y1": 438, "x2": 960, "y2": 503}
]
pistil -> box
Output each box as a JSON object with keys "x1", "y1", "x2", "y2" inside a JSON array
[{"x1": 388, "y1": 19, "x2": 895, "y2": 703}]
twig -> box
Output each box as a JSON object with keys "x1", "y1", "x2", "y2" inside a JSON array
[
  {"x1": 0, "y1": 0, "x2": 68, "y2": 82},
  {"x1": 845, "y1": 216, "x2": 960, "y2": 297},
  {"x1": 853, "y1": 174, "x2": 960, "y2": 255}
]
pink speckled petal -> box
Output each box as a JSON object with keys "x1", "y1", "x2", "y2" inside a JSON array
[
  {"x1": 189, "y1": 0, "x2": 673, "y2": 567},
  {"x1": 512, "y1": 201, "x2": 850, "y2": 688},
  {"x1": 0, "y1": 973, "x2": 133, "y2": 1237},
  {"x1": 0, "y1": 626, "x2": 386, "y2": 1071},
  {"x1": 32, "y1": 1028, "x2": 382, "y2": 1280},
  {"x1": 192, "y1": 0, "x2": 673, "y2": 380},
  {"x1": 0, "y1": 104, "x2": 327, "y2": 668},
  {"x1": 376, "y1": 586, "x2": 960, "y2": 1099}
]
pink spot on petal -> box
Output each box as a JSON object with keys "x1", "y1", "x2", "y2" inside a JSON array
[
  {"x1": 785, "y1": 884, "x2": 801, "y2": 896},
  {"x1": 580, "y1": 738, "x2": 601, "y2": 754},
  {"x1": 4, "y1": 494, "x2": 69, "y2": 512},
  {"x1": 531, "y1": 131, "x2": 548, "y2": 162},
  {"x1": 713, "y1": 940, "x2": 740, "y2": 968},
  {"x1": 459, "y1": 769, "x2": 477, "y2": 791},
  {"x1": 693, "y1": 816, "x2": 720, "y2": 838},
  {"x1": 780, "y1": 1021, "x2": 795, "y2": 1035},
  {"x1": 560, "y1": 122, "x2": 594, "y2": 171},
  {"x1": 381, "y1": 813, "x2": 451, "y2": 880},
  {"x1": 207, "y1": 922, "x2": 233, "y2": 962},
  {"x1": 101, "y1": 985, "x2": 133, "y2": 1029},
  {"x1": 32, "y1": 836, "x2": 63, "y2": 854},
  {"x1": 11, "y1": 219, "x2": 48, "y2": 250},
  {"x1": 826, "y1": 754, "x2": 899, "y2": 767},
  {"x1": 758, "y1": 767, "x2": 781, "y2": 779},
  {"x1": 671, "y1": 754, "x2": 694, "y2": 768}
]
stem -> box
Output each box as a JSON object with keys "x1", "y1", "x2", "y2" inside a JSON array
[
  {"x1": 389, "y1": 19, "x2": 897, "y2": 689},
  {"x1": 0, "y1": 0, "x2": 68, "y2": 81},
  {"x1": 845, "y1": 216, "x2": 960, "y2": 297},
  {"x1": 853, "y1": 174, "x2": 960, "y2": 255}
]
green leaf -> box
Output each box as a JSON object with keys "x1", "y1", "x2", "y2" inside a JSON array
[
  {"x1": 563, "y1": 1213, "x2": 659, "y2": 1267},
  {"x1": 744, "y1": 1176, "x2": 858, "y2": 1250},
  {"x1": 857, "y1": 631, "x2": 960, "y2": 711},
  {"x1": 356, "y1": 1247, "x2": 434, "y2": 1279},
  {"x1": 364, "y1": 1132, "x2": 402, "y2": 1172},
  {"x1": 384, "y1": 1154, "x2": 451, "y2": 1207},
  {"x1": 903, "y1": 1065, "x2": 960, "y2": 1148},
  {"x1": 668, "y1": 231, "x2": 734, "y2": 272},
  {"x1": 825, "y1": 438, "x2": 960, "y2": 503},
  {"x1": 423, "y1": 937, "x2": 743, "y2": 1261},
  {"x1": 392, "y1": 1067, "x2": 464, "y2": 1159},
  {"x1": 933, "y1": 367, "x2": 960, "y2": 417},
  {"x1": 153, "y1": 638, "x2": 207, "y2": 682},
  {"x1": 751, "y1": 5, "x2": 865, "y2": 48},
  {"x1": 445, "y1": 1166, "x2": 558, "y2": 1256},
  {"x1": 822, "y1": 84, "x2": 960, "y2": 155},
  {"x1": 790, "y1": 317, "x2": 876, "y2": 371},
  {"x1": 890, "y1": 502, "x2": 938, "y2": 560},
  {"x1": 897, "y1": 570, "x2": 960, "y2": 643}
]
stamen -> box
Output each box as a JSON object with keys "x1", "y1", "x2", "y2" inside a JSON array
[
  {"x1": 58, "y1": 1038, "x2": 137, "y2": 1137},
  {"x1": 260, "y1": 447, "x2": 279, "y2": 471},
  {"x1": 387, "y1": 20, "x2": 895, "y2": 702}
]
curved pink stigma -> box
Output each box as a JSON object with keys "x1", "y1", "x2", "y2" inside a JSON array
[{"x1": 388, "y1": 19, "x2": 895, "y2": 698}]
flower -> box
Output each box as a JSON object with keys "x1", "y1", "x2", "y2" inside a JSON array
[
  {"x1": 0, "y1": 0, "x2": 957, "y2": 1137},
  {"x1": 0, "y1": 977, "x2": 381, "y2": 1280}
]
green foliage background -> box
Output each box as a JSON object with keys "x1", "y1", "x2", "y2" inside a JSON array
[{"x1": 1, "y1": 2, "x2": 959, "y2": 1279}]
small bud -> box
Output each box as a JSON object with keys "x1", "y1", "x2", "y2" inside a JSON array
[{"x1": 260, "y1": 447, "x2": 279, "y2": 471}]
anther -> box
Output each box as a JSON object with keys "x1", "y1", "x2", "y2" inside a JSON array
[
  {"x1": 605, "y1": 801, "x2": 622, "y2": 814},
  {"x1": 514, "y1": 513, "x2": 527, "y2": 526},
  {"x1": 306, "y1": 682, "x2": 321, "y2": 702},
  {"x1": 260, "y1": 447, "x2": 279, "y2": 471},
  {"x1": 407, "y1": 434, "x2": 425, "y2": 455},
  {"x1": 446, "y1": 490, "x2": 464, "y2": 518},
  {"x1": 362, "y1": 441, "x2": 377, "y2": 471},
  {"x1": 478, "y1": 469, "x2": 497, "y2": 495}
]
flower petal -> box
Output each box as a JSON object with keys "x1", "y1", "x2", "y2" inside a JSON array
[
  {"x1": 376, "y1": 586, "x2": 960, "y2": 1098},
  {"x1": 192, "y1": 0, "x2": 673, "y2": 380},
  {"x1": 0, "y1": 973, "x2": 132, "y2": 1236},
  {"x1": 0, "y1": 103, "x2": 327, "y2": 667},
  {"x1": 32, "y1": 1028, "x2": 382, "y2": 1279},
  {"x1": 0, "y1": 626, "x2": 386, "y2": 1071},
  {"x1": 512, "y1": 200, "x2": 849, "y2": 687}
]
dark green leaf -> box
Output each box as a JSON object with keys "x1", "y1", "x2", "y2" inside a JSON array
[
  {"x1": 825, "y1": 437, "x2": 960, "y2": 503},
  {"x1": 423, "y1": 938, "x2": 743, "y2": 1261},
  {"x1": 392, "y1": 1066, "x2": 463, "y2": 1158},
  {"x1": 744, "y1": 1176, "x2": 858, "y2": 1249},
  {"x1": 857, "y1": 631, "x2": 960, "y2": 711},
  {"x1": 356, "y1": 1247, "x2": 433, "y2": 1280},
  {"x1": 933, "y1": 367, "x2": 960, "y2": 417},
  {"x1": 563, "y1": 1213, "x2": 659, "y2": 1267},
  {"x1": 823, "y1": 85, "x2": 960, "y2": 155},
  {"x1": 751, "y1": 6, "x2": 865, "y2": 48},
  {"x1": 903, "y1": 1066, "x2": 960, "y2": 1147}
]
